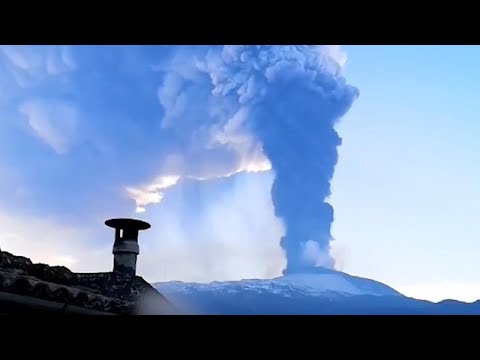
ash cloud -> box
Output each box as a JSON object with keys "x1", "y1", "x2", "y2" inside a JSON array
[
  {"x1": 0, "y1": 45, "x2": 358, "y2": 278},
  {"x1": 155, "y1": 45, "x2": 359, "y2": 273}
]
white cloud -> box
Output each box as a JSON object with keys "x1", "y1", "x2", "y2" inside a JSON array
[
  {"x1": 126, "y1": 155, "x2": 272, "y2": 213},
  {"x1": 126, "y1": 106, "x2": 272, "y2": 212},
  {"x1": 138, "y1": 171, "x2": 286, "y2": 282},
  {"x1": 158, "y1": 72, "x2": 187, "y2": 129},
  {"x1": 302, "y1": 240, "x2": 335, "y2": 268},
  {"x1": 1, "y1": 45, "x2": 43, "y2": 71},
  {"x1": 126, "y1": 107, "x2": 271, "y2": 213},
  {"x1": 126, "y1": 175, "x2": 181, "y2": 213},
  {"x1": 46, "y1": 46, "x2": 76, "y2": 75},
  {"x1": 0, "y1": 45, "x2": 76, "y2": 80},
  {"x1": 330, "y1": 241, "x2": 348, "y2": 272},
  {"x1": 19, "y1": 99, "x2": 79, "y2": 154}
]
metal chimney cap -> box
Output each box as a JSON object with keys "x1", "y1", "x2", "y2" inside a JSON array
[{"x1": 105, "y1": 218, "x2": 151, "y2": 231}]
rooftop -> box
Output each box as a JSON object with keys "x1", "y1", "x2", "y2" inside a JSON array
[
  {"x1": 0, "y1": 217, "x2": 176, "y2": 315},
  {"x1": 0, "y1": 250, "x2": 175, "y2": 314}
]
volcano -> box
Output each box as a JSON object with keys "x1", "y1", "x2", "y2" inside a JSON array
[{"x1": 154, "y1": 268, "x2": 480, "y2": 315}]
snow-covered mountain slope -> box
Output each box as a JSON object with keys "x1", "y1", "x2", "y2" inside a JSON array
[
  {"x1": 153, "y1": 267, "x2": 480, "y2": 314},
  {"x1": 156, "y1": 267, "x2": 401, "y2": 299}
]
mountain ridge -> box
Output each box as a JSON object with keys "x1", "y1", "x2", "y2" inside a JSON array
[{"x1": 153, "y1": 267, "x2": 480, "y2": 314}]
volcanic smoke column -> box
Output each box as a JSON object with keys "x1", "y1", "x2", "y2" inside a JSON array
[
  {"x1": 242, "y1": 46, "x2": 358, "y2": 274},
  {"x1": 255, "y1": 82, "x2": 357, "y2": 274},
  {"x1": 178, "y1": 45, "x2": 359, "y2": 274}
]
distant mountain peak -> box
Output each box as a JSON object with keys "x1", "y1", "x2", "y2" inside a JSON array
[
  {"x1": 154, "y1": 267, "x2": 402, "y2": 303},
  {"x1": 153, "y1": 269, "x2": 480, "y2": 314}
]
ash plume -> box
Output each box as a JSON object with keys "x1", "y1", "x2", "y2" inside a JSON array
[
  {"x1": 244, "y1": 47, "x2": 359, "y2": 273},
  {"x1": 0, "y1": 45, "x2": 358, "y2": 278},
  {"x1": 158, "y1": 45, "x2": 359, "y2": 274}
]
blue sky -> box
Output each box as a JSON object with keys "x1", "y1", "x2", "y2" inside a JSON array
[
  {"x1": 331, "y1": 45, "x2": 480, "y2": 301},
  {"x1": 1, "y1": 45, "x2": 479, "y2": 302}
]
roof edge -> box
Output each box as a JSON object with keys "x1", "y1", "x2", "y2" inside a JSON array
[{"x1": 0, "y1": 291, "x2": 118, "y2": 315}]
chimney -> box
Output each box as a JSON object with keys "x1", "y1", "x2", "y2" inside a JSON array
[{"x1": 105, "y1": 218, "x2": 151, "y2": 276}]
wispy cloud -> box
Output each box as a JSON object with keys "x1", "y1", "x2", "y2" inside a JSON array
[
  {"x1": 1, "y1": 45, "x2": 76, "y2": 87},
  {"x1": 126, "y1": 175, "x2": 181, "y2": 213},
  {"x1": 19, "y1": 99, "x2": 79, "y2": 154}
]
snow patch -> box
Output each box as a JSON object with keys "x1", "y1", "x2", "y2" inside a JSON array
[{"x1": 154, "y1": 268, "x2": 402, "y2": 299}]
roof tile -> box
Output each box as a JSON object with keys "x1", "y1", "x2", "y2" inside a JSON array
[{"x1": 0, "y1": 250, "x2": 175, "y2": 314}]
